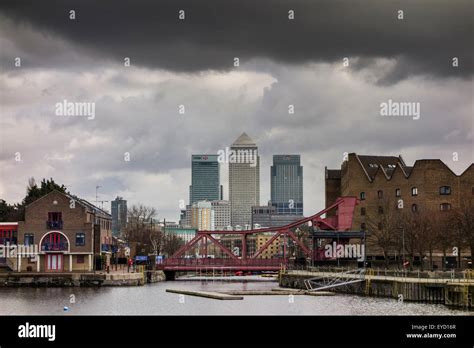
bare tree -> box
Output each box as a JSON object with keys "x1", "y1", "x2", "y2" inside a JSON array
[
  {"x1": 122, "y1": 204, "x2": 161, "y2": 256},
  {"x1": 366, "y1": 199, "x2": 401, "y2": 268},
  {"x1": 432, "y1": 210, "x2": 455, "y2": 271},
  {"x1": 399, "y1": 210, "x2": 426, "y2": 271},
  {"x1": 149, "y1": 229, "x2": 163, "y2": 257},
  {"x1": 452, "y1": 202, "x2": 473, "y2": 268},
  {"x1": 162, "y1": 233, "x2": 184, "y2": 257}
]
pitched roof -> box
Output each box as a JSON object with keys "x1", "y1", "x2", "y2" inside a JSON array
[
  {"x1": 25, "y1": 189, "x2": 111, "y2": 218},
  {"x1": 357, "y1": 155, "x2": 404, "y2": 180},
  {"x1": 352, "y1": 153, "x2": 470, "y2": 182},
  {"x1": 232, "y1": 132, "x2": 257, "y2": 147}
]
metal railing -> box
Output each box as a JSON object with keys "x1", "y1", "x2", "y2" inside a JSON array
[
  {"x1": 41, "y1": 242, "x2": 68, "y2": 251},
  {"x1": 46, "y1": 220, "x2": 63, "y2": 229},
  {"x1": 160, "y1": 257, "x2": 286, "y2": 267}
]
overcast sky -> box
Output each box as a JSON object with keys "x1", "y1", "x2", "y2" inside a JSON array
[{"x1": 0, "y1": 0, "x2": 472, "y2": 221}]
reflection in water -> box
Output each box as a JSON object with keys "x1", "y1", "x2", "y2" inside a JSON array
[{"x1": 0, "y1": 280, "x2": 470, "y2": 316}]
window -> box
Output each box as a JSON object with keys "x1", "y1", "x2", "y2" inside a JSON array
[
  {"x1": 24, "y1": 234, "x2": 34, "y2": 246},
  {"x1": 411, "y1": 187, "x2": 418, "y2": 196},
  {"x1": 395, "y1": 188, "x2": 401, "y2": 197},
  {"x1": 378, "y1": 222, "x2": 383, "y2": 230},
  {"x1": 411, "y1": 204, "x2": 418, "y2": 212},
  {"x1": 377, "y1": 190, "x2": 383, "y2": 199},
  {"x1": 361, "y1": 223, "x2": 366, "y2": 231},
  {"x1": 48, "y1": 212, "x2": 62, "y2": 221},
  {"x1": 77, "y1": 255, "x2": 85, "y2": 264},
  {"x1": 439, "y1": 186, "x2": 451, "y2": 195},
  {"x1": 47, "y1": 212, "x2": 63, "y2": 229},
  {"x1": 440, "y1": 203, "x2": 452, "y2": 211},
  {"x1": 76, "y1": 233, "x2": 86, "y2": 246},
  {"x1": 378, "y1": 206, "x2": 384, "y2": 214},
  {"x1": 361, "y1": 207, "x2": 366, "y2": 216},
  {"x1": 360, "y1": 192, "x2": 366, "y2": 200}
]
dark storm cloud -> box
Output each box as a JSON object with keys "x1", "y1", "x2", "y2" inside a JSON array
[{"x1": 1, "y1": 0, "x2": 472, "y2": 82}]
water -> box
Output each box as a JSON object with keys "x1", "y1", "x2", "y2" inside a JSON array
[{"x1": 0, "y1": 279, "x2": 470, "y2": 316}]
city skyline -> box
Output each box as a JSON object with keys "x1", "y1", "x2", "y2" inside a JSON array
[{"x1": 1, "y1": 0, "x2": 472, "y2": 223}]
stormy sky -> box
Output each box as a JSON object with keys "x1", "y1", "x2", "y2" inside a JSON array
[{"x1": 0, "y1": 0, "x2": 473, "y2": 221}]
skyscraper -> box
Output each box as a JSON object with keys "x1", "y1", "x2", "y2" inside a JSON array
[
  {"x1": 229, "y1": 132, "x2": 260, "y2": 227},
  {"x1": 271, "y1": 155, "x2": 303, "y2": 215},
  {"x1": 111, "y1": 196, "x2": 127, "y2": 236},
  {"x1": 189, "y1": 155, "x2": 221, "y2": 204}
]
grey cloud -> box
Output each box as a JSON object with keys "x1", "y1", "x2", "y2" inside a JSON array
[{"x1": 1, "y1": 0, "x2": 473, "y2": 83}]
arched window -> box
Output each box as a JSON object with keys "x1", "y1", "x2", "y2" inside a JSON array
[{"x1": 41, "y1": 232, "x2": 69, "y2": 251}]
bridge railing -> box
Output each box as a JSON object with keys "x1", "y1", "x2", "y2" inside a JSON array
[{"x1": 158, "y1": 257, "x2": 286, "y2": 268}]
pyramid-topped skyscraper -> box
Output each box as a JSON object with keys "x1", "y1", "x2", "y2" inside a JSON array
[{"x1": 229, "y1": 132, "x2": 260, "y2": 228}]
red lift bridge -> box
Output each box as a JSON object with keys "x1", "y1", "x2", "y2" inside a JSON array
[{"x1": 157, "y1": 197, "x2": 359, "y2": 274}]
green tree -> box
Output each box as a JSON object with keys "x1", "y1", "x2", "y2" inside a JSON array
[
  {"x1": 22, "y1": 177, "x2": 68, "y2": 206},
  {"x1": 0, "y1": 177, "x2": 68, "y2": 222}
]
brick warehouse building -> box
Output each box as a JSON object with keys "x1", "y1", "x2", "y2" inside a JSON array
[
  {"x1": 325, "y1": 153, "x2": 473, "y2": 267},
  {"x1": 13, "y1": 190, "x2": 113, "y2": 273}
]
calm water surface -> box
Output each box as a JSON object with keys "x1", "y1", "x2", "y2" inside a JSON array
[{"x1": 0, "y1": 279, "x2": 471, "y2": 316}]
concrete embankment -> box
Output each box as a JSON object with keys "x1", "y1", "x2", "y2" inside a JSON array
[
  {"x1": 0, "y1": 270, "x2": 165, "y2": 287},
  {"x1": 280, "y1": 270, "x2": 474, "y2": 309}
]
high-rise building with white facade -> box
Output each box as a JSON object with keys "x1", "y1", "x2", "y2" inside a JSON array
[
  {"x1": 229, "y1": 132, "x2": 260, "y2": 228},
  {"x1": 211, "y1": 200, "x2": 231, "y2": 230}
]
